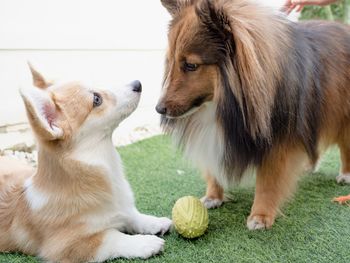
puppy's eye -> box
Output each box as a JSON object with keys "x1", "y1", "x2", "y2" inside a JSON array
[
  {"x1": 183, "y1": 62, "x2": 198, "y2": 72},
  {"x1": 93, "y1": 92, "x2": 103, "y2": 107}
]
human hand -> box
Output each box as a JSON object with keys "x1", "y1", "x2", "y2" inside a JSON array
[
  {"x1": 281, "y1": 0, "x2": 337, "y2": 14},
  {"x1": 281, "y1": 0, "x2": 302, "y2": 14}
]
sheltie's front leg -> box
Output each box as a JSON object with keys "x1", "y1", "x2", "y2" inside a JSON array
[
  {"x1": 201, "y1": 172, "x2": 224, "y2": 209},
  {"x1": 247, "y1": 146, "x2": 307, "y2": 230},
  {"x1": 336, "y1": 127, "x2": 350, "y2": 184}
]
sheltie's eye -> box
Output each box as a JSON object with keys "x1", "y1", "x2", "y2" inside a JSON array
[
  {"x1": 93, "y1": 92, "x2": 103, "y2": 107},
  {"x1": 183, "y1": 62, "x2": 199, "y2": 72}
]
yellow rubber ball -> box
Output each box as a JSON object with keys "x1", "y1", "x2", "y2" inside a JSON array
[{"x1": 172, "y1": 196, "x2": 209, "y2": 239}]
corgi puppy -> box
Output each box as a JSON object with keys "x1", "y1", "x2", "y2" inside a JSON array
[{"x1": 0, "y1": 65, "x2": 172, "y2": 262}]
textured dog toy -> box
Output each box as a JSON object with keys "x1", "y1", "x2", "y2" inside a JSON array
[{"x1": 172, "y1": 196, "x2": 208, "y2": 238}]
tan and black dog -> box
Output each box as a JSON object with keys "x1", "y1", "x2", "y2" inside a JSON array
[{"x1": 157, "y1": 0, "x2": 350, "y2": 229}]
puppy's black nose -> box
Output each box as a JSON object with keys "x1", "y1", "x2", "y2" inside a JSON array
[
  {"x1": 156, "y1": 104, "x2": 167, "y2": 115},
  {"x1": 131, "y1": 80, "x2": 142, "y2": 93}
]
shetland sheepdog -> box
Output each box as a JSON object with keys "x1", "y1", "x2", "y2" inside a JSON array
[
  {"x1": 156, "y1": 0, "x2": 350, "y2": 230},
  {"x1": 0, "y1": 65, "x2": 171, "y2": 262}
]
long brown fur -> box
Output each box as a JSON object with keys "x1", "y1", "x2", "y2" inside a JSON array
[{"x1": 158, "y1": 0, "x2": 350, "y2": 229}]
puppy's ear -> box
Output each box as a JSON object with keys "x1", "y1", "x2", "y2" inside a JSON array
[
  {"x1": 20, "y1": 87, "x2": 63, "y2": 141},
  {"x1": 28, "y1": 62, "x2": 52, "y2": 89}
]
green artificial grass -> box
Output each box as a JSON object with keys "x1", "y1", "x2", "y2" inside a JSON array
[{"x1": 1, "y1": 135, "x2": 349, "y2": 263}]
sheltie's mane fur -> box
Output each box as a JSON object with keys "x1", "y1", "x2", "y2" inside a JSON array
[{"x1": 160, "y1": 0, "x2": 350, "y2": 182}]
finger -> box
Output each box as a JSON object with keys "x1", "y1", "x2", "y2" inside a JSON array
[
  {"x1": 282, "y1": 0, "x2": 292, "y2": 8},
  {"x1": 296, "y1": 4, "x2": 304, "y2": 12},
  {"x1": 282, "y1": 3, "x2": 294, "y2": 14},
  {"x1": 286, "y1": 4, "x2": 297, "y2": 14},
  {"x1": 281, "y1": 0, "x2": 297, "y2": 12}
]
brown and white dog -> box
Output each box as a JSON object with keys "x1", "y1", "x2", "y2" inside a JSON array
[
  {"x1": 157, "y1": 0, "x2": 350, "y2": 230},
  {"x1": 0, "y1": 66, "x2": 172, "y2": 262}
]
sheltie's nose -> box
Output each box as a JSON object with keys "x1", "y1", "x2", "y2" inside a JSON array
[
  {"x1": 131, "y1": 80, "x2": 142, "y2": 93},
  {"x1": 156, "y1": 103, "x2": 167, "y2": 115}
]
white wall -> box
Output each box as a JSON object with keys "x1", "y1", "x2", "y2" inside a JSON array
[
  {"x1": 0, "y1": 0, "x2": 171, "y2": 128},
  {"x1": 0, "y1": 0, "x2": 297, "y2": 50},
  {"x1": 0, "y1": 0, "x2": 297, "y2": 128},
  {"x1": 0, "y1": 0, "x2": 170, "y2": 50}
]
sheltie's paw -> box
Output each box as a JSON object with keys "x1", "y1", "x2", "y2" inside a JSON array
[
  {"x1": 247, "y1": 214, "x2": 275, "y2": 230},
  {"x1": 336, "y1": 173, "x2": 350, "y2": 184},
  {"x1": 200, "y1": 196, "x2": 223, "y2": 209},
  {"x1": 139, "y1": 216, "x2": 172, "y2": 236},
  {"x1": 129, "y1": 235, "x2": 165, "y2": 259}
]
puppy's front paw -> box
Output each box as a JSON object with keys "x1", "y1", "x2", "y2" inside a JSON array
[
  {"x1": 139, "y1": 216, "x2": 172, "y2": 236},
  {"x1": 336, "y1": 173, "x2": 350, "y2": 184},
  {"x1": 200, "y1": 196, "x2": 223, "y2": 209},
  {"x1": 247, "y1": 214, "x2": 275, "y2": 230},
  {"x1": 129, "y1": 235, "x2": 165, "y2": 259}
]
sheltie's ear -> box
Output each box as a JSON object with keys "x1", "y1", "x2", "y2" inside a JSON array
[
  {"x1": 196, "y1": 0, "x2": 232, "y2": 42},
  {"x1": 20, "y1": 86, "x2": 64, "y2": 141},
  {"x1": 161, "y1": 0, "x2": 180, "y2": 16},
  {"x1": 28, "y1": 62, "x2": 52, "y2": 89},
  {"x1": 161, "y1": 0, "x2": 192, "y2": 16},
  {"x1": 196, "y1": 0, "x2": 288, "y2": 139}
]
